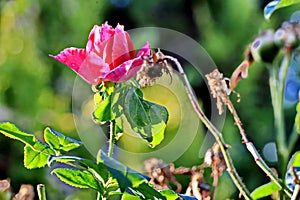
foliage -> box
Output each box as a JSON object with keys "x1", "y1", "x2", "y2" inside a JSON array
[{"x1": 265, "y1": 0, "x2": 300, "y2": 19}]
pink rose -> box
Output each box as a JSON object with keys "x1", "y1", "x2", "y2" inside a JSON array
[{"x1": 50, "y1": 22, "x2": 150, "y2": 84}]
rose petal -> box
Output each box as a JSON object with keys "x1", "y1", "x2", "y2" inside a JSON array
[
  {"x1": 78, "y1": 51, "x2": 110, "y2": 84},
  {"x1": 101, "y1": 57, "x2": 144, "y2": 82},
  {"x1": 50, "y1": 47, "x2": 87, "y2": 72},
  {"x1": 112, "y1": 25, "x2": 134, "y2": 69},
  {"x1": 86, "y1": 22, "x2": 115, "y2": 53},
  {"x1": 137, "y1": 42, "x2": 151, "y2": 57},
  {"x1": 100, "y1": 22, "x2": 115, "y2": 42},
  {"x1": 86, "y1": 25, "x2": 99, "y2": 52}
]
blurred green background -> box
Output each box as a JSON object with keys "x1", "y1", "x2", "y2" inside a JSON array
[{"x1": 0, "y1": 0, "x2": 299, "y2": 199}]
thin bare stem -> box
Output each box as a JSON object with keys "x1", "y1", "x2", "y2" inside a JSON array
[
  {"x1": 226, "y1": 101, "x2": 292, "y2": 198},
  {"x1": 164, "y1": 55, "x2": 252, "y2": 200}
]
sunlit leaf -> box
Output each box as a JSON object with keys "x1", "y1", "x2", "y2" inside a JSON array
[
  {"x1": 0, "y1": 122, "x2": 55, "y2": 169},
  {"x1": 24, "y1": 145, "x2": 49, "y2": 169},
  {"x1": 159, "y1": 189, "x2": 180, "y2": 200},
  {"x1": 111, "y1": 84, "x2": 168, "y2": 147},
  {"x1": 264, "y1": 0, "x2": 300, "y2": 19},
  {"x1": 51, "y1": 168, "x2": 102, "y2": 191},
  {"x1": 97, "y1": 150, "x2": 150, "y2": 192},
  {"x1": 44, "y1": 128, "x2": 82, "y2": 152},
  {"x1": 121, "y1": 192, "x2": 141, "y2": 200},
  {"x1": 93, "y1": 95, "x2": 114, "y2": 124},
  {"x1": 250, "y1": 181, "x2": 281, "y2": 199},
  {"x1": 0, "y1": 122, "x2": 37, "y2": 146},
  {"x1": 48, "y1": 155, "x2": 109, "y2": 184}
]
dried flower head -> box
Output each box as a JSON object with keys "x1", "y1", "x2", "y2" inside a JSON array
[
  {"x1": 144, "y1": 158, "x2": 181, "y2": 192},
  {"x1": 203, "y1": 142, "x2": 226, "y2": 187},
  {"x1": 136, "y1": 50, "x2": 173, "y2": 87},
  {"x1": 205, "y1": 69, "x2": 231, "y2": 114},
  {"x1": 0, "y1": 179, "x2": 10, "y2": 192}
]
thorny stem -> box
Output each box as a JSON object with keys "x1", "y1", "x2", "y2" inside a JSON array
[
  {"x1": 37, "y1": 184, "x2": 46, "y2": 200},
  {"x1": 108, "y1": 121, "x2": 115, "y2": 157},
  {"x1": 226, "y1": 101, "x2": 293, "y2": 198},
  {"x1": 268, "y1": 52, "x2": 291, "y2": 176},
  {"x1": 163, "y1": 55, "x2": 253, "y2": 200}
]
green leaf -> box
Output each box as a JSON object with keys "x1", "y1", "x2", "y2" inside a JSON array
[
  {"x1": 97, "y1": 150, "x2": 149, "y2": 192},
  {"x1": 0, "y1": 122, "x2": 55, "y2": 169},
  {"x1": 250, "y1": 181, "x2": 281, "y2": 199},
  {"x1": 295, "y1": 102, "x2": 300, "y2": 133},
  {"x1": 24, "y1": 145, "x2": 49, "y2": 169},
  {"x1": 264, "y1": 0, "x2": 300, "y2": 19},
  {"x1": 0, "y1": 122, "x2": 38, "y2": 146},
  {"x1": 51, "y1": 168, "x2": 102, "y2": 191},
  {"x1": 159, "y1": 190, "x2": 180, "y2": 199},
  {"x1": 93, "y1": 95, "x2": 114, "y2": 124},
  {"x1": 133, "y1": 182, "x2": 166, "y2": 200},
  {"x1": 111, "y1": 85, "x2": 169, "y2": 147},
  {"x1": 43, "y1": 127, "x2": 82, "y2": 152},
  {"x1": 121, "y1": 192, "x2": 141, "y2": 200},
  {"x1": 48, "y1": 155, "x2": 109, "y2": 184}
]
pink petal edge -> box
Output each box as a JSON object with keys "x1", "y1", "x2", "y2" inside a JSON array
[
  {"x1": 49, "y1": 47, "x2": 87, "y2": 73},
  {"x1": 137, "y1": 42, "x2": 151, "y2": 57}
]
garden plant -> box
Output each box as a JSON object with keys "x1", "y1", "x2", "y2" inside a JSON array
[{"x1": 1, "y1": 0, "x2": 300, "y2": 200}]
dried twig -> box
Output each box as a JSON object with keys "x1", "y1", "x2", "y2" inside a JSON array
[
  {"x1": 206, "y1": 69, "x2": 292, "y2": 198},
  {"x1": 161, "y1": 56, "x2": 252, "y2": 200}
]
